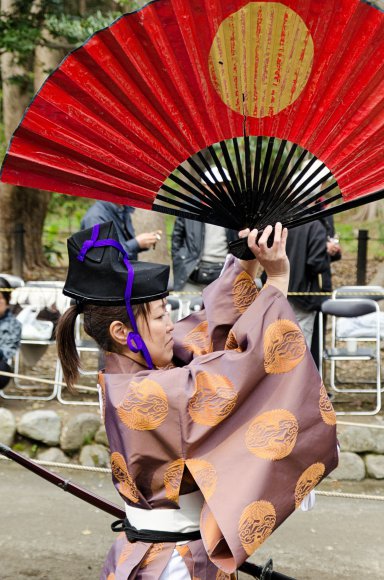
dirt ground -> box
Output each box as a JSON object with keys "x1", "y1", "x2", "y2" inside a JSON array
[{"x1": 0, "y1": 462, "x2": 383, "y2": 580}]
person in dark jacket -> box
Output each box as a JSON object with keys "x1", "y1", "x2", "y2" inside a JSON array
[
  {"x1": 171, "y1": 168, "x2": 238, "y2": 294},
  {"x1": 81, "y1": 201, "x2": 161, "y2": 261},
  {"x1": 283, "y1": 220, "x2": 330, "y2": 347},
  {"x1": 310, "y1": 215, "x2": 342, "y2": 367},
  {"x1": 0, "y1": 276, "x2": 21, "y2": 389}
]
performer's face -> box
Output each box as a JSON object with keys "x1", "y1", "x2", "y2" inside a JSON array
[{"x1": 137, "y1": 299, "x2": 174, "y2": 368}]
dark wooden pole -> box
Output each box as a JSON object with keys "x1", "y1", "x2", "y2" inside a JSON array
[
  {"x1": 356, "y1": 229, "x2": 368, "y2": 285},
  {"x1": 12, "y1": 223, "x2": 24, "y2": 279}
]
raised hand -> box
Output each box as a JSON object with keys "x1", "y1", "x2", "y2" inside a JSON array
[{"x1": 247, "y1": 223, "x2": 290, "y2": 296}]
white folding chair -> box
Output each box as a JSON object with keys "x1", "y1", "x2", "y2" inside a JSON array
[
  {"x1": 0, "y1": 282, "x2": 66, "y2": 401},
  {"x1": 319, "y1": 297, "x2": 381, "y2": 415}
]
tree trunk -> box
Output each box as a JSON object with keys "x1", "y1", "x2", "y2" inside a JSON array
[
  {"x1": 0, "y1": 0, "x2": 31, "y2": 274},
  {"x1": 0, "y1": 0, "x2": 63, "y2": 278},
  {"x1": 350, "y1": 200, "x2": 384, "y2": 222}
]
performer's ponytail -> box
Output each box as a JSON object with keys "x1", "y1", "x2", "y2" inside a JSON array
[{"x1": 56, "y1": 305, "x2": 81, "y2": 393}]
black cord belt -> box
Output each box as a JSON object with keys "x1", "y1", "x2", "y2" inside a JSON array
[
  {"x1": 111, "y1": 517, "x2": 201, "y2": 543},
  {"x1": 111, "y1": 520, "x2": 296, "y2": 580}
]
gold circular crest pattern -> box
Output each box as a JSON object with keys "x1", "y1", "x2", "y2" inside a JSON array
[
  {"x1": 224, "y1": 329, "x2": 243, "y2": 352},
  {"x1": 295, "y1": 463, "x2": 325, "y2": 508},
  {"x1": 245, "y1": 409, "x2": 299, "y2": 460},
  {"x1": 111, "y1": 451, "x2": 140, "y2": 503},
  {"x1": 117, "y1": 379, "x2": 168, "y2": 430},
  {"x1": 233, "y1": 271, "x2": 259, "y2": 313},
  {"x1": 117, "y1": 542, "x2": 135, "y2": 566},
  {"x1": 187, "y1": 458, "x2": 217, "y2": 500},
  {"x1": 216, "y1": 571, "x2": 236, "y2": 580},
  {"x1": 189, "y1": 371, "x2": 238, "y2": 426},
  {"x1": 264, "y1": 319, "x2": 306, "y2": 374},
  {"x1": 176, "y1": 545, "x2": 191, "y2": 559},
  {"x1": 208, "y1": 2, "x2": 314, "y2": 118},
  {"x1": 319, "y1": 383, "x2": 337, "y2": 426},
  {"x1": 183, "y1": 320, "x2": 213, "y2": 356},
  {"x1": 140, "y1": 543, "x2": 164, "y2": 568},
  {"x1": 164, "y1": 458, "x2": 185, "y2": 502},
  {"x1": 238, "y1": 500, "x2": 276, "y2": 555},
  {"x1": 107, "y1": 574, "x2": 115, "y2": 580}
]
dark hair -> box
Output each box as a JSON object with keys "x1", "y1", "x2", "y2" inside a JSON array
[
  {"x1": 0, "y1": 277, "x2": 11, "y2": 305},
  {"x1": 56, "y1": 302, "x2": 150, "y2": 393}
]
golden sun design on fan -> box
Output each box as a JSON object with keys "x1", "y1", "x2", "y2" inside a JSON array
[{"x1": 1, "y1": 0, "x2": 383, "y2": 255}]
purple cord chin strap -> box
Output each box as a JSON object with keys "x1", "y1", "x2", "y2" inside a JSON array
[{"x1": 77, "y1": 223, "x2": 154, "y2": 369}]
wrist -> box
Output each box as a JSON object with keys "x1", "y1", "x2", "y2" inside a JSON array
[
  {"x1": 264, "y1": 274, "x2": 289, "y2": 297},
  {"x1": 239, "y1": 257, "x2": 259, "y2": 279}
]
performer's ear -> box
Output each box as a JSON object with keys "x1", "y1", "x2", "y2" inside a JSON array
[{"x1": 109, "y1": 320, "x2": 129, "y2": 346}]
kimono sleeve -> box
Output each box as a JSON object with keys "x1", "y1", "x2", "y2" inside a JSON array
[
  {"x1": 179, "y1": 285, "x2": 338, "y2": 573},
  {"x1": 172, "y1": 256, "x2": 259, "y2": 364}
]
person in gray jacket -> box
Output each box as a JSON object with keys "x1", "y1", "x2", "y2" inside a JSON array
[
  {"x1": 81, "y1": 201, "x2": 161, "y2": 261},
  {"x1": 0, "y1": 276, "x2": 21, "y2": 389}
]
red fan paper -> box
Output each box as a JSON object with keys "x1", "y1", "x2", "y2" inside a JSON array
[{"x1": 1, "y1": 0, "x2": 383, "y2": 234}]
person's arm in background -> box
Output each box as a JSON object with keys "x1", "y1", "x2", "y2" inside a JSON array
[
  {"x1": 325, "y1": 216, "x2": 342, "y2": 262},
  {"x1": 134, "y1": 232, "x2": 162, "y2": 253},
  {"x1": 81, "y1": 206, "x2": 160, "y2": 259}
]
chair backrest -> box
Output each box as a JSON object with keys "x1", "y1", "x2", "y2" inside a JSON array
[
  {"x1": 333, "y1": 285, "x2": 384, "y2": 302},
  {"x1": 12, "y1": 281, "x2": 69, "y2": 313},
  {"x1": 321, "y1": 298, "x2": 381, "y2": 341}
]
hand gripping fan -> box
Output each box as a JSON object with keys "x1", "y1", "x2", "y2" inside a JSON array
[{"x1": 1, "y1": 0, "x2": 384, "y2": 258}]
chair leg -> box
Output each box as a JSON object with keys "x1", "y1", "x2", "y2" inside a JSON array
[{"x1": 57, "y1": 381, "x2": 99, "y2": 406}]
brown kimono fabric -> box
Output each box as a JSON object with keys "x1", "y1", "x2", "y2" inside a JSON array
[{"x1": 100, "y1": 257, "x2": 338, "y2": 579}]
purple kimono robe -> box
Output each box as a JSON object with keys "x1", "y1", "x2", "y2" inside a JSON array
[{"x1": 100, "y1": 257, "x2": 338, "y2": 579}]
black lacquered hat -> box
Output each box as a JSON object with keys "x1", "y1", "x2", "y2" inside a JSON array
[{"x1": 63, "y1": 221, "x2": 169, "y2": 305}]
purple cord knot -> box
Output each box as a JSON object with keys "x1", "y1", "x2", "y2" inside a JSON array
[
  {"x1": 127, "y1": 332, "x2": 143, "y2": 353},
  {"x1": 77, "y1": 224, "x2": 100, "y2": 262}
]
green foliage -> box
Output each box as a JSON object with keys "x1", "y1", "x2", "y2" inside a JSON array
[
  {"x1": 334, "y1": 210, "x2": 384, "y2": 260},
  {"x1": 43, "y1": 193, "x2": 93, "y2": 265},
  {"x1": 45, "y1": 11, "x2": 121, "y2": 45},
  {"x1": 0, "y1": 1, "x2": 144, "y2": 63},
  {"x1": 83, "y1": 434, "x2": 94, "y2": 446},
  {"x1": 165, "y1": 214, "x2": 176, "y2": 255},
  {"x1": 12, "y1": 442, "x2": 26, "y2": 452},
  {"x1": 30, "y1": 444, "x2": 39, "y2": 458}
]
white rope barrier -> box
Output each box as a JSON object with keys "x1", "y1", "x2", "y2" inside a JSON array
[
  {"x1": 315, "y1": 490, "x2": 384, "y2": 501},
  {"x1": 0, "y1": 454, "x2": 111, "y2": 473},
  {"x1": 1, "y1": 455, "x2": 384, "y2": 501},
  {"x1": 3, "y1": 286, "x2": 384, "y2": 297},
  {"x1": 0, "y1": 370, "x2": 97, "y2": 392},
  {"x1": 337, "y1": 420, "x2": 384, "y2": 429}
]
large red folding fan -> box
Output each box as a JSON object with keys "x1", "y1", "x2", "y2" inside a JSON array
[{"x1": 1, "y1": 0, "x2": 383, "y2": 256}]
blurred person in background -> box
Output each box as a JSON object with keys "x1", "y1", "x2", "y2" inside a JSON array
[
  {"x1": 171, "y1": 167, "x2": 238, "y2": 299},
  {"x1": 81, "y1": 201, "x2": 162, "y2": 261},
  {"x1": 0, "y1": 276, "x2": 21, "y2": 389}
]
